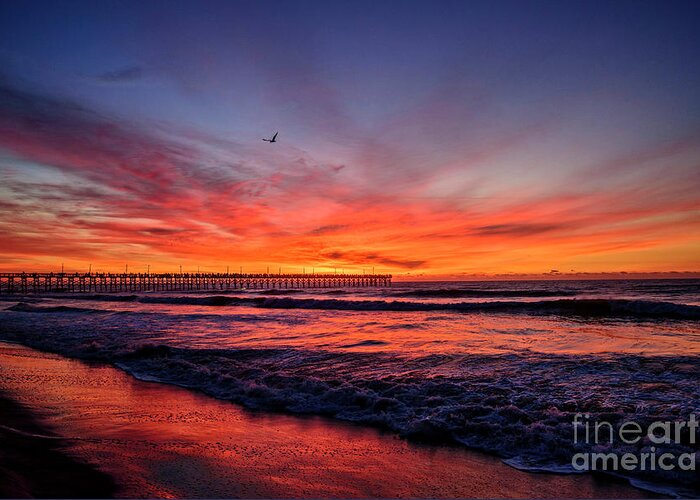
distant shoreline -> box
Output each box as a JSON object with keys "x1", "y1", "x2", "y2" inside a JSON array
[{"x1": 392, "y1": 274, "x2": 700, "y2": 282}]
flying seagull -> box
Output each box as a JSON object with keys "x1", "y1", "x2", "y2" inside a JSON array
[{"x1": 262, "y1": 131, "x2": 278, "y2": 143}]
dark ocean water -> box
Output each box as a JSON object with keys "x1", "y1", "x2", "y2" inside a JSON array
[{"x1": 1, "y1": 279, "x2": 698, "y2": 496}]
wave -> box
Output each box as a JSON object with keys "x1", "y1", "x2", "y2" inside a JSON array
[
  {"x1": 6, "y1": 303, "x2": 105, "y2": 314},
  {"x1": 391, "y1": 288, "x2": 577, "y2": 298},
  {"x1": 0, "y1": 312, "x2": 697, "y2": 495},
  {"x1": 339, "y1": 339, "x2": 390, "y2": 348},
  {"x1": 7, "y1": 295, "x2": 699, "y2": 319},
  {"x1": 96, "y1": 295, "x2": 700, "y2": 319}
]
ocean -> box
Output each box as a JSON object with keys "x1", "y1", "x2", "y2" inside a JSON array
[{"x1": 1, "y1": 279, "x2": 698, "y2": 495}]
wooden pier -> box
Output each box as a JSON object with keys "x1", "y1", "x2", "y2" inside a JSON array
[{"x1": 0, "y1": 272, "x2": 392, "y2": 294}]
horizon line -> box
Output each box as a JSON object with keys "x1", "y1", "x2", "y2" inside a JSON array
[{"x1": 1, "y1": 269, "x2": 698, "y2": 281}]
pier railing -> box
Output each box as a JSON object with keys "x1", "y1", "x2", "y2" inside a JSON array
[{"x1": 0, "y1": 272, "x2": 392, "y2": 294}]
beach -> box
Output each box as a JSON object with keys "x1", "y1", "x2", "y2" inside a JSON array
[
  {"x1": 0, "y1": 341, "x2": 656, "y2": 498},
  {"x1": 0, "y1": 389, "x2": 115, "y2": 498}
]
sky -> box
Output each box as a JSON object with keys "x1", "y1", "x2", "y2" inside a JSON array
[{"x1": 0, "y1": 0, "x2": 699, "y2": 277}]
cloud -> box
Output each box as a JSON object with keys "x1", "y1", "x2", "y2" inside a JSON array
[
  {"x1": 97, "y1": 65, "x2": 144, "y2": 83},
  {"x1": 320, "y1": 249, "x2": 426, "y2": 269},
  {"x1": 373, "y1": 257, "x2": 426, "y2": 269},
  {"x1": 308, "y1": 224, "x2": 349, "y2": 235},
  {"x1": 473, "y1": 223, "x2": 564, "y2": 237}
]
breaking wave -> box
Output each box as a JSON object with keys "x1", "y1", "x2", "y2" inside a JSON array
[
  {"x1": 13, "y1": 295, "x2": 700, "y2": 320},
  {"x1": 390, "y1": 288, "x2": 577, "y2": 298},
  {"x1": 6, "y1": 302, "x2": 105, "y2": 314}
]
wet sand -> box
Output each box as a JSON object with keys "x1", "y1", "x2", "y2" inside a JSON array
[
  {"x1": 0, "y1": 341, "x2": 656, "y2": 498},
  {"x1": 0, "y1": 392, "x2": 115, "y2": 498}
]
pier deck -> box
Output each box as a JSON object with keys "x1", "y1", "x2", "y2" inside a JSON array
[{"x1": 0, "y1": 272, "x2": 392, "y2": 294}]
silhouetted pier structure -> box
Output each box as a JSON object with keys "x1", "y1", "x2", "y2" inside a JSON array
[{"x1": 0, "y1": 272, "x2": 392, "y2": 294}]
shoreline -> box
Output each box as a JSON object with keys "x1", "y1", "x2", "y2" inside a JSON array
[
  {"x1": 0, "y1": 341, "x2": 659, "y2": 498},
  {"x1": 0, "y1": 390, "x2": 115, "y2": 498}
]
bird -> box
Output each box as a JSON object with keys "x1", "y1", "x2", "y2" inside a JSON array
[{"x1": 262, "y1": 131, "x2": 278, "y2": 143}]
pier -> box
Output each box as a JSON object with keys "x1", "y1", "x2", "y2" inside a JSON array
[{"x1": 0, "y1": 272, "x2": 392, "y2": 294}]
